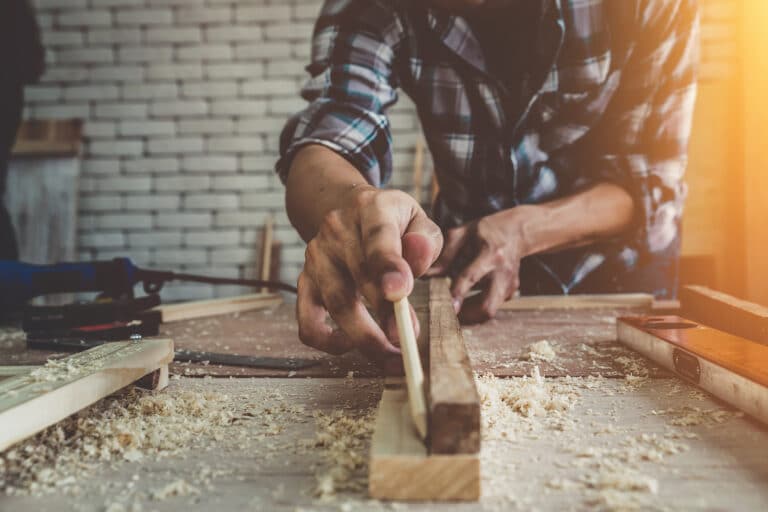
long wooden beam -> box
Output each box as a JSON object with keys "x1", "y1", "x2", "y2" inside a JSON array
[
  {"x1": 680, "y1": 285, "x2": 768, "y2": 345},
  {"x1": 154, "y1": 293, "x2": 282, "y2": 323},
  {"x1": 428, "y1": 278, "x2": 481, "y2": 454},
  {"x1": 0, "y1": 339, "x2": 173, "y2": 451}
]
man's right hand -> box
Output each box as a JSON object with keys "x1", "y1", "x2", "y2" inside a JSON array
[{"x1": 297, "y1": 186, "x2": 443, "y2": 370}]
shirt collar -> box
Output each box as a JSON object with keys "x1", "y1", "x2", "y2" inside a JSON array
[{"x1": 425, "y1": 0, "x2": 563, "y2": 78}]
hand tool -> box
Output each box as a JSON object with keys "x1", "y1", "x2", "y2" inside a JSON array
[
  {"x1": 393, "y1": 296, "x2": 428, "y2": 439},
  {"x1": 0, "y1": 258, "x2": 298, "y2": 311}
]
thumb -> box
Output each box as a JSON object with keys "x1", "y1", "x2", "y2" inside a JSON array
[{"x1": 402, "y1": 211, "x2": 443, "y2": 279}]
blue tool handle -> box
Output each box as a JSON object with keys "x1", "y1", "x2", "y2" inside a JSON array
[{"x1": 0, "y1": 258, "x2": 140, "y2": 310}]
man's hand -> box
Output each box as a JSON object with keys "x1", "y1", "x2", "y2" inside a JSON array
[
  {"x1": 427, "y1": 209, "x2": 528, "y2": 324},
  {"x1": 297, "y1": 186, "x2": 443, "y2": 369}
]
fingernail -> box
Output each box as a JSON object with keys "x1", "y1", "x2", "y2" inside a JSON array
[
  {"x1": 452, "y1": 297, "x2": 462, "y2": 313},
  {"x1": 381, "y1": 271, "x2": 404, "y2": 296}
]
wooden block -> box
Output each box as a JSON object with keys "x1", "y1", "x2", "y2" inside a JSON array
[
  {"x1": 617, "y1": 316, "x2": 768, "y2": 425},
  {"x1": 11, "y1": 119, "x2": 82, "y2": 157},
  {"x1": 0, "y1": 339, "x2": 174, "y2": 451},
  {"x1": 369, "y1": 387, "x2": 480, "y2": 501},
  {"x1": 427, "y1": 278, "x2": 480, "y2": 455},
  {"x1": 680, "y1": 285, "x2": 768, "y2": 344},
  {"x1": 500, "y1": 293, "x2": 655, "y2": 310},
  {"x1": 154, "y1": 293, "x2": 282, "y2": 323}
]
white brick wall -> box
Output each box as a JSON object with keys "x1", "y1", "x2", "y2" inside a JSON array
[{"x1": 24, "y1": 0, "x2": 427, "y2": 301}]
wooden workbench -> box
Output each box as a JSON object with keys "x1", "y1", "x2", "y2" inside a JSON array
[{"x1": 2, "y1": 303, "x2": 768, "y2": 511}]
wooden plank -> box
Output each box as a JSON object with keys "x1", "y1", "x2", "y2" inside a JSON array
[
  {"x1": 617, "y1": 316, "x2": 768, "y2": 425},
  {"x1": 154, "y1": 293, "x2": 282, "y2": 323},
  {"x1": 0, "y1": 339, "x2": 173, "y2": 451},
  {"x1": 427, "y1": 278, "x2": 480, "y2": 454},
  {"x1": 411, "y1": 137, "x2": 424, "y2": 205},
  {"x1": 259, "y1": 215, "x2": 274, "y2": 294},
  {"x1": 500, "y1": 293, "x2": 655, "y2": 310},
  {"x1": 368, "y1": 386, "x2": 480, "y2": 501},
  {"x1": 680, "y1": 285, "x2": 768, "y2": 344},
  {"x1": 393, "y1": 297, "x2": 427, "y2": 439}
]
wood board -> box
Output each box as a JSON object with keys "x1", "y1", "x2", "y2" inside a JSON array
[
  {"x1": 154, "y1": 293, "x2": 282, "y2": 323},
  {"x1": 617, "y1": 315, "x2": 768, "y2": 425},
  {"x1": 0, "y1": 338, "x2": 173, "y2": 452},
  {"x1": 501, "y1": 293, "x2": 655, "y2": 310},
  {"x1": 426, "y1": 278, "x2": 481, "y2": 454},
  {"x1": 368, "y1": 386, "x2": 480, "y2": 501},
  {"x1": 680, "y1": 285, "x2": 768, "y2": 345}
]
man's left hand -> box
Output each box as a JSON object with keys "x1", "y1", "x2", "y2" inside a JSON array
[{"x1": 426, "y1": 208, "x2": 530, "y2": 324}]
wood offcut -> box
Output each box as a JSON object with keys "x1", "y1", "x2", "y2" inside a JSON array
[{"x1": 0, "y1": 338, "x2": 173, "y2": 452}]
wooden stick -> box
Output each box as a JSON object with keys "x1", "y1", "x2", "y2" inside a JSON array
[
  {"x1": 617, "y1": 315, "x2": 768, "y2": 426},
  {"x1": 680, "y1": 285, "x2": 768, "y2": 344},
  {"x1": 411, "y1": 138, "x2": 424, "y2": 205},
  {"x1": 0, "y1": 339, "x2": 173, "y2": 451},
  {"x1": 427, "y1": 278, "x2": 481, "y2": 454},
  {"x1": 369, "y1": 386, "x2": 480, "y2": 501},
  {"x1": 393, "y1": 296, "x2": 428, "y2": 439},
  {"x1": 260, "y1": 215, "x2": 274, "y2": 294},
  {"x1": 154, "y1": 293, "x2": 282, "y2": 323}
]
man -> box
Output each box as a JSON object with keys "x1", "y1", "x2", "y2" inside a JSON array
[
  {"x1": 0, "y1": 0, "x2": 45, "y2": 260},
  {"x1": 277, "y1": 0, "x2": 699, "y2": 367}
]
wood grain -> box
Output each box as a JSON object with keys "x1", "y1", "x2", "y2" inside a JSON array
[
  {"x1": 680, "y1": 285, "x2": 768, "y2": 344},
  {"x1": 427, "y1": 278, "x2": 480, "y2": 454},
  {"x1": 0, "y1": 339, "x2": 173, "y2": 451},
  {"x1": 368, "y1": 386, "x2": 480, "y2": 501},
  {"x1": 155, "y1": 293, "x2": 282, "y2": 323},
  {"x1": 618, "y1": 316, "x2": 768, "y2": 425}
]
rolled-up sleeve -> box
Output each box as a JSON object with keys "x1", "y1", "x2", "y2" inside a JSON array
[
  {"x1": 276, "y1": 1, "x2": 404, "y2": 187},
  {"x1": 586, "y1": 0, "x2": 699, "y2": 255}
]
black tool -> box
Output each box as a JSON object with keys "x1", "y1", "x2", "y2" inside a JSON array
[{"x1": 0, "y1": 258, "x2": 298, "y2": 311}]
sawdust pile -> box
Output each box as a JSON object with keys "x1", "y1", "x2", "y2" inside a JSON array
[
  {"x1": 476, "y1": 367, "x2": 579, "y2": 439},
  {"x1": 0, "y1": 386, "x2": 236, "y2": 496},
  {"x1": 311, "y1": 409, "x2": 375, "y2": 500},
  {"x1": 525, "y1": 340, "x2": 557, "y2": 362}
]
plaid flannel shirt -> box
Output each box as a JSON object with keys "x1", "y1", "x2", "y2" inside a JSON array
[{"x1": 277, "y1": 0, "x2": 699, "y2": 298}]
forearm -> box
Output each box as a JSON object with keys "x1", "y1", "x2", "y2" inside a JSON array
[
  {"x1": 285, "y1": 144, "x2": 373, "y2": 241},
  {"x1": 513, "y1": 182, "x2": 635, "y2": 257}
]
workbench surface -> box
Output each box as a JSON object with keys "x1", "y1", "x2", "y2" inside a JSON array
[{"x1": 2, "y1": 304, "x2": 768, "y2": 511}]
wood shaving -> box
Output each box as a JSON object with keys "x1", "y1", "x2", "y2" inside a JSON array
[
  {"x1": 311, "y1": 409, "x2": 374, "y2": 500},
  {"x1": 150, "y1": 478, "x2": 200, "y2": 500},
  {"x1": 524, "y1": 340, "x2": 557, "y2": 362},
  {"x1": 0, "y1": 386, "x2": 236, "y2": 496}
]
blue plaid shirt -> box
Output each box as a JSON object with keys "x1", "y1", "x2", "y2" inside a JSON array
[{"x1": 278, "y1": 0, "x2": 699, "y2": 298}]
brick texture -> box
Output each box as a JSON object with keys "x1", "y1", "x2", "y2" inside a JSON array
[{"x1": 23, "y1": 0, "x2": 426, "y2": 301}]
